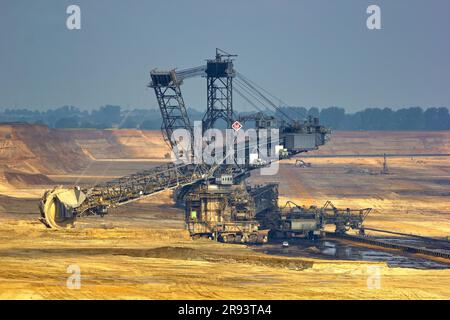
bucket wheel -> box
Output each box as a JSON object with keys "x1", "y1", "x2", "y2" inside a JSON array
[{"x1": 39, "y1": 187, "x2": 86, "y2": 229}]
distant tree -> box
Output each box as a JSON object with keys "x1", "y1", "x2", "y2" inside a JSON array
[
  {"x1": 140, "y1": 119, "x2": 159, "y2": 130},
  {"x1": 379, "y1": 108, "x2": 395, "y2": 130},
  {"x1": 43, "y1": 106, "x2": 82, "y2": 127},
  {"x1": 95, "y1": 122, "x2": 110, "y2": 129},
  {"x1": 187, "y1": 108, "x2": 203, "y2": 122},
  {"x1": 120, "y1": 117, "x2": 139, "y2": 129},
  {"x1": 33, "y1": 120, "x2": 46, "y2": 126},
  {"x1": 424, "y1": 107, "x2": 450, "y2": 130},
  {"x1": 54, "y1": 117, "x2": 79, "y2": 128},
  {"x1": 393, "y1": 107, "x2": 424, "y2": 130},
  {"x1": 343, "y1": 112, "x2": 362, "y2": 130},
  {"x1": 2, "y1": 105, "x2": 449, "y2": 131},
  {"x1": 308, "y1": 107, "x2": 320, "y2": 118},
  {"x1": 91, "y1": 105, "x2": 121, "y2": 127},
  {"x1": 79, "y1": 121, "x2": 98, "y2": 129},
  {"x1": 319, "y1": 107, "x2": 346, "y2": 130},
  {"x1": 357, "y1": 108, "x2": 394, "y2": 130},
  {"x1": 277, "y1": 106, "x2": 308, "y2": 120}
]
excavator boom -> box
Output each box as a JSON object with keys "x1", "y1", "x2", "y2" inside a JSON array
[
  {"x1": 39, "y1": 163, "x2": 212, "y2": 228},
  {"x1": 39, "y1": 49, "x2": 331, "y2": 229}
]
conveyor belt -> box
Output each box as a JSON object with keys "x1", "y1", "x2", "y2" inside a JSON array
[
  {"x1": 328, "y1": 232, "x2": 450, "y2": 261},
  {"x1": 39, "y1": 162, "x2": 238, "y2": 228}
]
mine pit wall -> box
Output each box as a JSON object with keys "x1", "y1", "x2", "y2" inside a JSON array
[
  {"x1": 0, "y1": 124, "x2": 173, "y2": 195},
  {"x1": 0, "y1": 124, "x2": 170, "y2": 175},
  {"x1": 0, "y1": 124, "x2": 90, "y2": 175},
  {"x1": 312, "y1": 131, "x2": 450, "y2": 156}
]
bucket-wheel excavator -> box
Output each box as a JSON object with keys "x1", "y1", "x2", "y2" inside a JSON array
[{"x1": 39, "y1": 49, "x2": 331, "y2": 240}]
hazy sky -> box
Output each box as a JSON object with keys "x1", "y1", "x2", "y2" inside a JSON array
[{"x1": 1, "y1": 0, "x2": 449, "y2": 112}]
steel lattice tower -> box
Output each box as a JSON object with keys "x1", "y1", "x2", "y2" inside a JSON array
[
  {"x1": 149, "y1": 69, "x2": 192, "y2": 156},
  {"x1": 202, "y1": 49, "x2": 237, "y2": 131}
]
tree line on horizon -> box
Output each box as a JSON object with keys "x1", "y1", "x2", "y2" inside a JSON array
[{"x1": 0, "y1": 105, "x2": 449, "y2": 131}]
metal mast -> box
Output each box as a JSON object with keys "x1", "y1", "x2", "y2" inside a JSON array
[
  {"x1": 202, "y1": 48, "x2": 237, "y2": 131},
  {"x1": 149, "y1": 69, "x2": 193, "y2": 158}
]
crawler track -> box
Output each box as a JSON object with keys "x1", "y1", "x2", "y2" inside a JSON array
[{"x1": 327, "y1": 232, "x2": 450, "y2": 262}]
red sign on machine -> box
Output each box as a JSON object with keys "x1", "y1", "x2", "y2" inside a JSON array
[{"x1": 231, "y1": 121, "x2": 242, "y2": 132}]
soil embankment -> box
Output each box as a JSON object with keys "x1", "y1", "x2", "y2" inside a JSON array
[{"x1": 0, "y1": 124, "x2": 169, "y2": 195}]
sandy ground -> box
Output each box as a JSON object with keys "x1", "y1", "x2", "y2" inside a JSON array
[
  {"x1": 0, "y1": 126, "x2": 449, "y2": 299},
  {"x1": 1, "y1": 219, "x2": 449, "y2": 300}
]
